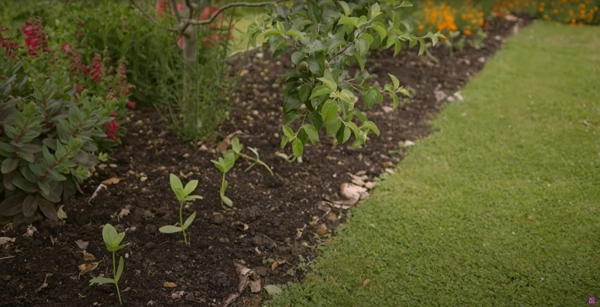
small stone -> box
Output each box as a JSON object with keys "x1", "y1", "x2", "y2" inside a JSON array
[
  {"x1": 326, "y1": 213, "x2": 337, "y2": 222},
  {"x1": 239, "y1": 206, "x2": 262, "y2": 222},
  {"x1": 2, "y1": 275, "x2": 11, "y2": 281},
  {"x1": 315, "y1": 224, "x2": 328, "y2": 236},
  {"x1": 253, "y1": 266, "x2": 269, "y2": 277},
  {"x1": 210, "y1": 214, "x2": 224, "y2": 225}
]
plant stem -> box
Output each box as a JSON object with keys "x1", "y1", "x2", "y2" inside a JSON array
[
  {"x1": 179, "y1": 201, "x2": 188, "y2": 244},
  {"x1": 112, "y1": 251, "x2": 122, "y2": 305},
  {"x1": 220, "y1": 173, "x2": 226, "y2": 208},
  {"x1": 239, "y1": 153, "x2": 274, "y2": 176}
]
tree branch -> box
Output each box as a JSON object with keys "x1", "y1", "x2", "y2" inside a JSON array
[
  {"x1": 170, "y1": 0, "x2": 182, "y2": 25},
  {"x1": 184, "y1": 1, "x2": 284, "y2": 26},
  {"x1": 129, "y1": 0, "x2": 179, "y2": 32}
]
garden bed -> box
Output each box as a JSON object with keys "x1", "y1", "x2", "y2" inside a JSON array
[{"x1": 0, "y1": 15, "x2": 531, "y2": 307}]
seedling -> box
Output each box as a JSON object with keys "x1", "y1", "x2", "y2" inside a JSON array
[
  {"x1": 211, "y1": 151, "x2": 236, "y2": 207},
  {"x1": 89, "y1": 223, "x2": 128, "y2": 306},
  {"x1": 159, "y1": 174, "x2": 203, "y2": 244},
  {"x1": 211, "y1": 137, "x2": 273, "y2": 208}
]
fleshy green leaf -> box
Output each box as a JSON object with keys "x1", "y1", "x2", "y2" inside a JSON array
[
  {"x1": 159, "y1": 225, "x2": 183, "y2": 234},
  {"x1": 183, "y1": 211, "x2": 196, "y2": 229},
  {"x1": 292, "y1": 138, "x2": 304, "y2": 157}
]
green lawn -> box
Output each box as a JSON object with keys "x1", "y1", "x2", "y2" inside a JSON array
[{"x1": 266, "y1": 21, "x2": 600, "y2": 307}]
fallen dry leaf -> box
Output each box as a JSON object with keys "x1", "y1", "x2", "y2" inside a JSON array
[
  {"x1": 362, "y1": 279, "x2": 371, "y2": 287},
  {"x1": 74, "y1": 239, "x2": 89, "y2": 250},
  {"x1": 270, "y1": 260, "x2": 286, "y2": 271},
  {"x1": 77, "y1": 262, "x2": 99, "y2": 279},
  {"x1": 216, "y1": 130, "x2": 244, "y2": 153},
  {"x1": 24, "y1": 225, "x2": 38, "y2": 237},
  {"x1": 295, "y1": 224, "x2": 307, "y2": 239},
  {"x1": 82, "y1": 250, "x2": 96, "y2": 261},
  {"x1": 171, "y1": 290, "x2": 185, "y2": 300},
  {"x1": 382, "y1": 161, "x2": 394, "y2": 168},
  {"x1": 163, "y1": 281, "x2": 177, "y2": 288},
  {"x1": 381, "y1": 106, "x2": 394, "y2": 113},
  {"x1": 101, "y1": 177, "x2": 121, "y2": 185},
  {"x1": 0, "y1": 237, "x2": 15, "y2": 245},
  {"x1": 249, "y1": 278, "x2": 261, "y2": 293},
  {"x1": 340, "y1": 183, "x2": 369, "y2": 201},
  {"x1": 117, "y1": 207, "x2": 131, "y2": 220},
  {"x1": 348, "y1": 173, "x2": 365, "y2": 186},
  {"x1": 400, "y1": 140, "x2": 415, "y2": 147},
  {"x1": 525, "y1": 215, "x2": 533, "y2": 221},
  {"x1": 364, "y1": 182, "x2": 377, "y2": 190}
]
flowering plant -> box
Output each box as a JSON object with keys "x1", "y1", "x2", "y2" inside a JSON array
[{"x1": 0, "y1": 18, "x2": 132, "y2": 225}]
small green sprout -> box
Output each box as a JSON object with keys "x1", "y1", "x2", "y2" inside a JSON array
[
  {"x1": 159, "y1": 174, "x2": 203, "y2": 245},
  {"x1": 89, "y1": 223, "x2": 128, "y2": 306}
]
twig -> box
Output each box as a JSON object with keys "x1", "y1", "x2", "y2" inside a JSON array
[
  {"x1": 129, "y1": 0, "x2": 179, "y2": 32},
  {"x1": 184, "y1": 1, "x2": 284, "y2": 26},
  {"x1": 0, "y1": 255, "x2": 15, "y2": 260}
]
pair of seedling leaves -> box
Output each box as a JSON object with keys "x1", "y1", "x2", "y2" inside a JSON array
[{"x1": 158, "y1": 174, "x2": 203, "y2": 244}]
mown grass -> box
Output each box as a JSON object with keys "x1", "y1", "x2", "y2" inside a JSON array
[{"x1": 265, "y1": 21, "x2": 600, "y2": 307}]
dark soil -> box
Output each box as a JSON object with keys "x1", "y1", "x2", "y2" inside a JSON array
[{"x1": 0, "y1": 15, "x2": 531, "y2": 307}]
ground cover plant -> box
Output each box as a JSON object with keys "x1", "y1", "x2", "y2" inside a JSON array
[
  {"x1": 0, "y1": 7, "x2": 531, "y2": 306},
  {"x1": 265, "y1": 20, "x2": 600, "y2": 306}
]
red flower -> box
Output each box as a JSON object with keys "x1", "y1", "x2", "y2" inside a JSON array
[
  {"x1": 126, "y1": 101, "x2": 136, "y2": 110},
  {"x1": 177, "y1": 37, "x2": 184, "y2": 49},
  {"x1": 156, "y1": 1, "x2": 166, "y2": 16},
  {"x1": 75, "y1": 84, "x2": 84, "y2": 93},
  {"x1": 105, "y1": 120, "x2": 119, "y2": 141},
  {"x1": 61, "y1": 43, "x2": 71, "y2": 53}
]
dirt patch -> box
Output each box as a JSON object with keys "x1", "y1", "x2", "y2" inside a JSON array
[{"x1": 0, "y1": 15, "x2": 531, "y2": 307}]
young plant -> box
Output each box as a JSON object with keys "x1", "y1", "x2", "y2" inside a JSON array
[
  {"x1": 211, "y1": 137, "x2": 273, "y2": 208},
  {"x1": 159, "y1": 174, "x2": 202, "y2": 245},
  {"x1": 211, "y1": 151, "x2": 236, "y2": 208},
  {"x1": 89, "y1": 223, "x2": 128, "y2": 306}
]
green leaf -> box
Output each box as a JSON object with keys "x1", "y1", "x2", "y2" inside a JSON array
[
  {"x1": 183, "y1": 180, "x2": 199, "y2": 197},
  {"x1": 1, "y1": 158, "x2": 18, "y2": 174},
  {"x1": 418, "y1": 39, "x2": 426, "y2": 56},
  {"x1": 89, "y1": 277, "x2": 115, "y2": 285},
  {"x1": 362, "y1": 120, "x2": 380, "y2": 136},
  {"x1": 363, "y1": 87, "x2": 381, "y2": 107},
  {"x1": 302, "y1": 124, "x2": 319, "y2": 145},
  {"x1": 264, "y1": 284, "x2": 283, "y2": 296},
  {"x1": 326, "y1": 118, "x2": 342, "y2": 135},
  {"x1": 292, "y1": 138, "x2": 304, "y2": 157},
  {"x1": 369, "y1": 3, "x2": 381, "y2": 19},
  {"x1": 282, "y1": 126, "x2": 295, "y2": 139},
  {"x1": 115, "y1": 256, "x2": 124, "y2": 281},
  {"x1": 0, "y1": 194, "x2": 25, "y2": 216},
  {"x1": 159, "y1": 225, "x2": 182, "y2": 233},
  {"x1": 388, "y1": 74, "x2": 400, "y2": 89},
  {"x1": 355, "y1": 37, "x2": 369, "y2": 57},
  {"x1": 309, "y1": 85, "x2": 332, "y2": 99},
  {"x1": 169, "y1": 174, "x2": 183, "y2": 195},
  {"x1": 183, "y1": 195, "x2": 203, "y2": 202},
  {"x1": 285, "y1": 29, "x2": 303, "y2": 39},
  {"x1": 338, "y1": 16, "x2": 358, "y2": 28},
  {"x1": 372, "y1": 23, "x2": 387, "y2": 40},
  {"x1": 221, "y1": 195, "x2": 233, "y2": 207},
  {"x1": 338, "y1": 1, "x2": 351, "y2": 15},
  {"x1": 298, "y1": 84, "x2": 311, "y2": 103},
  {"x1": 321, "y1": 100, "x2": 338, "y2": 122},
  {"x1": 276, "y1": 21, "x2": 285, "y2": 34},
  {"x1": 183, "y1": 211, "x2": 196, "y2": 229},
  {"x1": 22, "y1": 195, "x2": 38, "y2": 217},
  {"x1": 317, "y1": 77, "x2": 337, "y2": 92}
]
